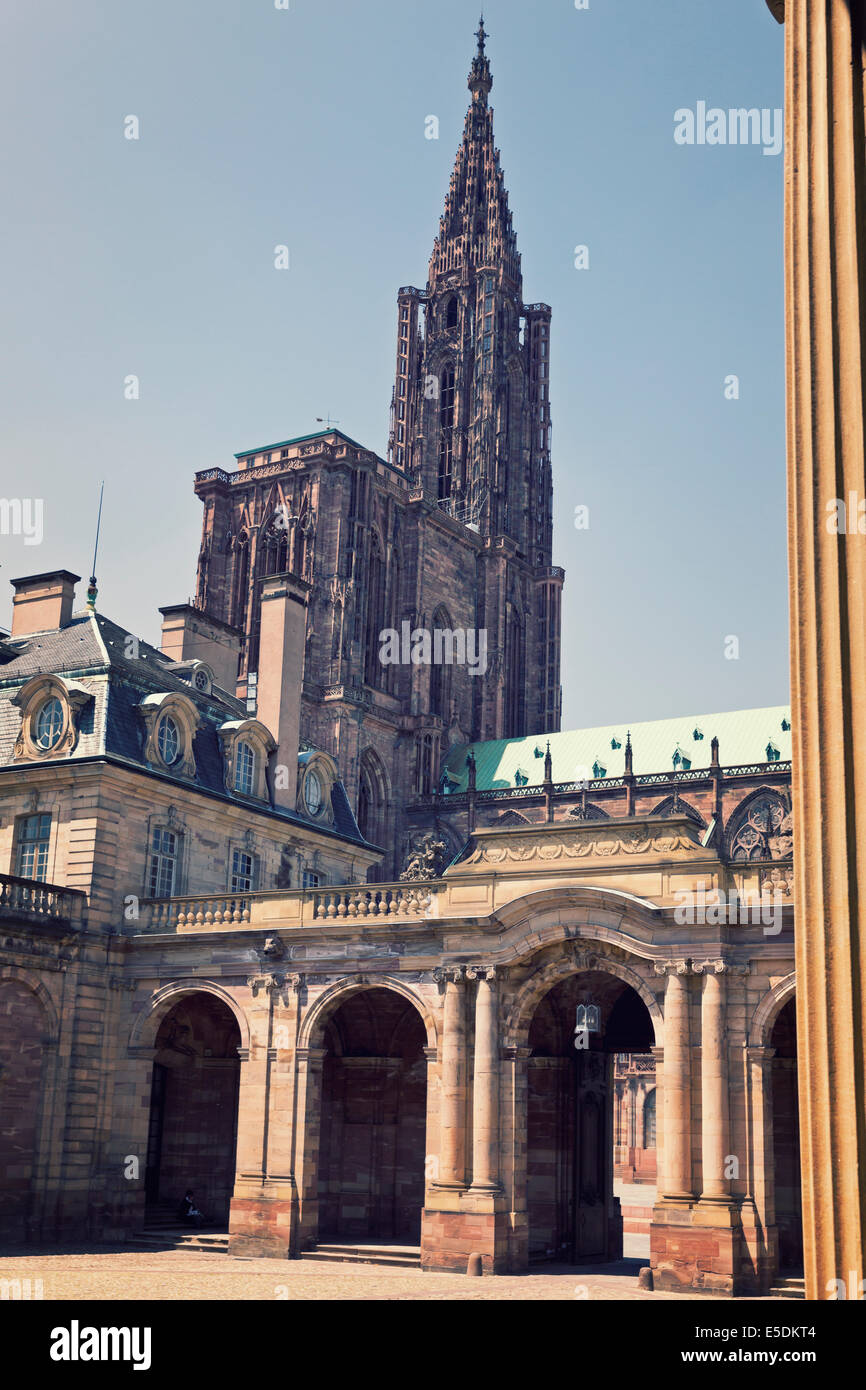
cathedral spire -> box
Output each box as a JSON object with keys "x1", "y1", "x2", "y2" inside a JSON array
[
  {"x1": 469, "y1": 15, "x2": 492, "y2": 104},
  {"x1": 429, "y1": 20, "x2": 520, "y2": 289}
]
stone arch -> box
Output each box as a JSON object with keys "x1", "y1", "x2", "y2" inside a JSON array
[
  {"x1": 566, "y1": 801, "x2": 610, "y2": 821},
  {"x1": 0, "y1": 966, "x2": 60, "y2": 1044},
  {"x1": 725, "y1": 786, "x2": 792, "y2": 861},
  {"x1": 129, "y1": 980, "x2": 251, "y2": 1054},
  {"x1": 300, "y1": 976, "x2": 436, "y2": 1052},
  {"x1": 494, "y1": 809, "x2": 531, "y2": 826},
  {"x1": 649, "y1": 795, "x2": 705, "y2": 826},
  {"x1": 748, "y1": 972, "x2": 796, "y2": 1047},
  {"x1": 504, "y1": 948, "x2": 663, "y2": 1051},
  {"x1": 0, "y1": 969, "x2": 60, "y2": 1240},
  {"x1": 430, "y1": 604, "x2": 454, "y2": 719},
  {"x1": 357, "y1": 747, "x2": 390, "y2": 845},
  {"x1": 364, "y1": 529, "x2": 387, "y2": 687}
]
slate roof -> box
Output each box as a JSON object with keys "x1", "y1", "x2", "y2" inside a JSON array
[
  {"x1": 442, "y1": 706, "x2": 793, "y2": 794},
  {"x1": 0, "y1": 609, "x2": 371, "y2": 847}
]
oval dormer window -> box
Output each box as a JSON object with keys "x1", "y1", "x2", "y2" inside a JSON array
[
  {"x1": 305, "y1": 769, "x2": 323, "y2": 816},
  {"x1": 157, "y1": 715, "x2": 180, "y2": 766},
  {"x1": 34, "y1": 696, "x2": 63, "y2": 751}
]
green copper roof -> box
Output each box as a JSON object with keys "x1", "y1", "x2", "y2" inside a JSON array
[
  {"x1": 442, "y1": 705, "x2": 792, "y2": 793},
  {"x1": 233, "y1": 429, "x2": 383, "y2": 461}
]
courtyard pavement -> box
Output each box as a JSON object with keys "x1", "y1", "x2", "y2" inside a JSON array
[{"x1": 0, "y1": 1245, "x2": 789, "y2": 1301}]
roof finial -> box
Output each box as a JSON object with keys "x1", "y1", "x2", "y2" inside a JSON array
[{"x1": 469, "y1": 14, "x2": 492, "y2": 102}]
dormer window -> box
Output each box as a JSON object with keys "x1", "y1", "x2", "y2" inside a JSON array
[
  {"x1": 157, "y1": 716, "x2": 180, "y2": 766},
  {"x1": 672, "y1": 747, "x2": 691, "y2": 771},
  {"x1": 305, "y1": 768, "x2": 323, "y2": 815},
  {"x1": 218, "y1": 719, "x2": 275, "y2": 802},
  {"x1": 610, "y1": 737, "x2": 622, "y2": 750},
  {"x1": 139, "y1": 692, "x2": 200, "y2": 777},
  {"x1": 766, "y1": 741, "x2": 781, "y2": 763},
  {"x1": 592, "y1": 760, "x2": 606, "y2": 780},
  {"x1": 693, "y1": 727, "x2": 704, "y2": 741},
  {"x1": 13, "y1": 674, "x2": 93, "y2": 763},
  {"x1": 781, "y1": 718, "x2": 791, "y2": 732},
  {"x1": 234, "y1": 740, "x2": 255, "y2": 796},
  {"x1": 35, "y1": 697, "x2": 64, "y2": 751}
]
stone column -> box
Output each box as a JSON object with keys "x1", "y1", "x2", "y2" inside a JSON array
[
  {"x1": 771, "y1": 0, "x2": 866, "y2": 1301},
  {"x1": 435, "y1": 966, "x2": 467, "y2": 1188},
  {"x1": 655, "y1": 962, "x2": 693, "y2": 1200},
  {"x1": 467, "y1": 966, "x2": 500, "y2": 1192},
  {"x1": 696, "y1": 961, "x2": 729, "y2": 1201}
]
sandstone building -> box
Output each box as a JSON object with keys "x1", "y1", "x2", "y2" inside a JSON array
[
  {"x1": 0, "y1": 22, "x2": 806, "y2": 1297},
  {"x1": 191, "y1": 20, "x2": 563, "y2": 879}
]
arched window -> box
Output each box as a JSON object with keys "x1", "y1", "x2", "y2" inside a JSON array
[
  {"x1": 358, "y1": 750, "x2": 390, "y2": 881},
  {"x1": 415, "y1": 733, "x2": 436, "y2": 795},
  {"x1": 260, "y1": 515, "x2": 288, "y2": 578},
  {"x1": 358, "y1": 777, "x2": 371, "y2": 841},
  {"x1": 364, "y1": 531, "x2": 387, "y2": 688},
  {"x1": 387, "y1": 549, "x2": 402, "y2": 695},
  {"x1": 643, "y1": 1089, "x2": 657, "y2": 1148},
  {"x1": 233, "y1": 537, "x2": 250, "y2": 631},
  {"x1": 430, "y1": 606, "x2": 453, "y2": 719},
  {"x1": 445, "y1": 295, "x2": 459, "y2": 329},
  {"x1": 438, "y1": 365, "x2": 456, "y2": 500},
  {"x1": 234, "y1": 740, "x2": 255, "y2": 796},
  {"x1": 504, "y1": 601, "x2": 526, "y2": 737}
]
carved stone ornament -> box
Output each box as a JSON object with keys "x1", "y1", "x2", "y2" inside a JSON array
[
  {"x1": 432, "y1": 965, "x2": 466, "y2": 990},
  {"x1": 653, "y1": 960, "x2": 691, "y2": 977},
  {"x1": 12, "y1": 675, "x2": 93, "y2": 763},
  {"x1": 401, "y1": 833, "x2": 448, "y2": 881},
  {"x1": 463, "y1": 822, "x2": 700, "y2": 867}
]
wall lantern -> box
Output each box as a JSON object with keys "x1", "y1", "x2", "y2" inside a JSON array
[{"x1": 575, "y1": 1003, "x2": 600, "y2": 1034}]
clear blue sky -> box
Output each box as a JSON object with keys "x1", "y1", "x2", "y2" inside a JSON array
[{"x1": 0, "y1": 0, "x2": 787, "y2": 732}]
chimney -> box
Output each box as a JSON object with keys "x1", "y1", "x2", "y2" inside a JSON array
[
  {"x1": 159, "y1": 604, "x2": 242, "y2": 695},
  {"x1": 256, "y1": 572, "x2": 311, "y2": 810},
  {"x1": 11, "y1": 570, "x2": 80, "y2": 636}
]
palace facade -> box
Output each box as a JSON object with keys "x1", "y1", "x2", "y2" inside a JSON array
[{"x1": 0, "y1": 22, "x2": 805, "y2": 1297}]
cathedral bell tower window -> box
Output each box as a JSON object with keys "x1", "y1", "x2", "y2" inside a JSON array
[{"x1": 438, "y1": 366, "x2": 456, "y2": 500}]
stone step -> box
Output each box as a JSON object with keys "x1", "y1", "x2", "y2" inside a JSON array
[
  {"x1": 301, "y1": 1243, "x2": 421, "y2": 1269},
  {"x1": 129, "y1": 1230, "x2": 229, "y2": 1253},
  {"x1": 768, "y1": 1278, "x2": 805, "y2": 1299}
]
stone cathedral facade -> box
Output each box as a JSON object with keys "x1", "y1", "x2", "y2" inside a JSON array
[{"x1": 191, "y1": 22, "x2": 563, "y2": 878}]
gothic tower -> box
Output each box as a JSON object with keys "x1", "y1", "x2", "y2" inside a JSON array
[
  {"x1": 388, "y1": 18, "x2": 562, "y2": 737},
  {"x1": 191, "y1": 21, "x2": 563, "y2": 878}
]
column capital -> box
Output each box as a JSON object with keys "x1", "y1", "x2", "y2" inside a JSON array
[
  {"x1": 693, "y1": 959, "x2": 750, "y2": 976},
  {"x1": 653, "y1": 959, "x2": 691, "y2": 977},
  {"x1": 433, "y1": 964, "x2": 466, "y2": 990},
  {"x1": 466, "y1": 964, "x2": 497, "y2": 983},
  {"x1": 247, "y1": 973, "x2": 281, "y2": 996}
]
